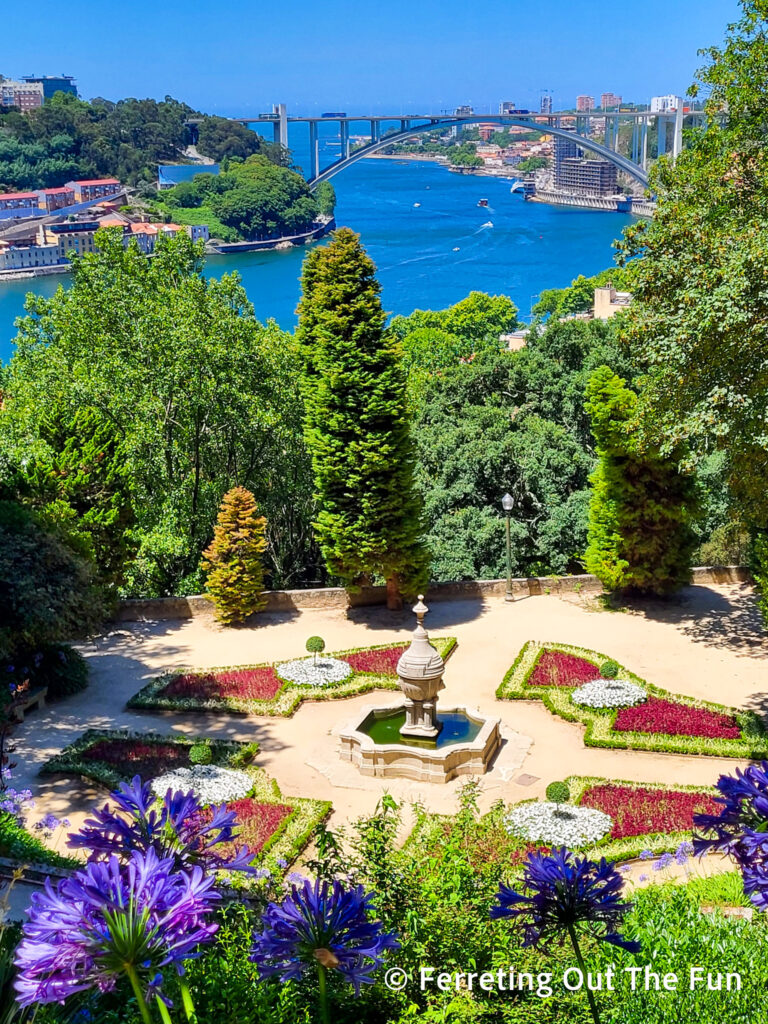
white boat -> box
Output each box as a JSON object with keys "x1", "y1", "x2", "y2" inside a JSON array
[
  {"x1": 413, "y1": 202, "x2": 421, "y2": 208},
  {"x1": 481, "y1": 221, "x2": 493, "y2": 228}
]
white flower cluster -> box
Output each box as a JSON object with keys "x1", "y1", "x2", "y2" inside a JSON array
[
  {"x1": 571, "y1": 679, "x2": 648, "y2": 709},
  {"x1": 505, "y1": 801, "x2": 612, "y2": 846},
  {"x1": 275, "y1": 657, "x2": 352, "y2": 688},
  {"x1": 150, "y1": 765, "x2": 254, "y2": 805}
]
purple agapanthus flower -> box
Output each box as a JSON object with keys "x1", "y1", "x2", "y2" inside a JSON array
[
  {"x1": 251, "y1": 878, "x2": 399, "y2": 995},
  {"x1": 693, "y1": 762, "x2": 768, "y2": 910},
  {"x1": 491, "y1": 847, "x2": 641, "y2": 952},
  {"x1": 14, "y1": 847, "x2": 220, "y2": 1008},
  {"x1": 67, "y1": 775, "x2": 255, "y2": 874}
]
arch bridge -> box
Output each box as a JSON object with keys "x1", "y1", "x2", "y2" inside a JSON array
[{"x1": 232, "y1": 105, "x2": 702, "y2": 190}]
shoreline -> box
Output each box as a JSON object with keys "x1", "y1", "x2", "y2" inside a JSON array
[{"x1": 364, "y1": 152, "x2": 521, "y2": 179}]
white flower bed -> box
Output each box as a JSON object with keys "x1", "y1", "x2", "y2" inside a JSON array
[
  {"x1": 150, "y1": 765, "x2": 254, "y2": 805},
  {"x1": 571, "y1": 679, "x2": 648, "y2": 709},
  {"x1": 505, "y1": 801, "x2": 612, "y2": 846},
  {"x1": 275, "y1": 657, "x2": 352, "y2": 688}
]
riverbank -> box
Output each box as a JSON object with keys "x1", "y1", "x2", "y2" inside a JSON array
[
  {"x1": 0, "y1": 264, "x2": 71, "y2": 283},
  {"x1": 366, "y1": 152, "x2": 522, "y2": 179},
  {"x1": 208, "y1": 217, "x2": 335, "y2": 254}
]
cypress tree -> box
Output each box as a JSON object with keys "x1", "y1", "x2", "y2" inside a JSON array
[
  {"x1": 201, "y1": 486, "x2": 267, "y2": 625},
  {"x1": 584, "y1": 366, "x2": 700, "y2": 596},
  {"x1": 297, "y1": 228, "x2": 428, "y2": 609}
]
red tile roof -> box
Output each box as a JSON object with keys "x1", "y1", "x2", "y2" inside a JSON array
[
  {"x1": 40, "y1": 187, "x2": 74, "y2": 195},
  {"x1": 0, "y1": 192, "x2": 38, "y2": 202},
  {"x1": 72, "y1": 179, "x2": 120, "y2": 187}
]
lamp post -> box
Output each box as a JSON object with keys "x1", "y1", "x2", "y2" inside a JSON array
[{"x1": 501, "y1": 492, "x2": 514, "y2": 602}]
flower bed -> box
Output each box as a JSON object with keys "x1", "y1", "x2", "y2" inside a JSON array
[
  {"x1": 82, "y1": 739, "x2": 193, "y2": 779},
  {"x1": 528, "y1": 650, "x2": 598, "y2": 687},
  {"x1": 274, "y1": 657, "x2": 352, "y2": 687},
  {"x1": 199, "y1": 797, "x2": 294, "y2": 859},
  {"x1": 505, "y1": 801, "x2": 612, "y2": 846},
  {"x1": 572, "y1": 679, "x2": 647, "y2": 709},
  {"x1": 128, "y1": 637, "x2": 457, "y2": 717},
  {"x1": 41, "y1": 730, "x2": 259, "y2": 791},
  {"x1": 161, "y1": 667, "x2": 283, "y2": 702},
  {"x1": 613, "y1": 697, "x2": 740, "y2": 740},
  {"x1": 497, "y1": 641, "x2": 768, "y2": 758},
  {"x1": 579, "y1": 782, "x2": 720, "y2": 841},
  {"x1": 150, "y1": 765, "x2": 254, "y2": 805}
]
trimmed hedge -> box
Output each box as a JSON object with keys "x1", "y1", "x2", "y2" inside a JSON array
[
  {"x1": 40, "y1": 729, "x2": 260, "y2": 791},
  {"x1": 496, "y1": 641, "x2": 768, "y2": 758},
  {"x1": 127, "y1": 637, "x2": 457, "y2": 717}
]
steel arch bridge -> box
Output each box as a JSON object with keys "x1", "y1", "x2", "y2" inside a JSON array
[
  {"x1": 230, "y1": 105, "x2": 697, "y2": 190},
  {"x1": 311, "y1": 117, "x2": 650, "y2": 188}
]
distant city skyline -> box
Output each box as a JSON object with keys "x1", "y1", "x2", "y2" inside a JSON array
[{"x1": 4, "y1": 0, "x2": 740, "y2": 115}]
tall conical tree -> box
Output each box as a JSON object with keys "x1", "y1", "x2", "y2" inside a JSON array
[
  {"x1": 201, "y1": 486, "x2": 267, "y2": 625},
  {"x1": 297, "y1": 228, "x2": 428, "y2": 609},
  {"x1": 584, "y1": 366, "x2": 700, "y2": 595}
]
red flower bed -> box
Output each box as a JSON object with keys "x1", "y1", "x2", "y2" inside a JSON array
[
  {"x1": 161, "y1": 667, "x2": 283, "y2": 702},
  {"x1": 528, "y1": 650, "x2": 599, "y2": 688},
  {"x1": 342, "y1": 645, "x2": 408, "y2": 676},
  {"x1": 200, "y1": 798, "x2": 293, "y2": 859},
  {"x1": 83, "y1": 739, "x2": 191, "y2": 778},
  {"x1": 580, "y1": 783, "x2": 721, "y2": 840},
  {"x1": 613, "y1": 697, "x2": 741, "y2": 739}
]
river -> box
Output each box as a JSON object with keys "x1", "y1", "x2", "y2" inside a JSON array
[{"x1": 0, "y1": 157, "x2": 633, "y2": 362}]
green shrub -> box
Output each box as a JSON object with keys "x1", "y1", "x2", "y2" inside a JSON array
[
  {"x1": 32, "y1": 643, "x2": 89, "y2": 700},
  {"x1": 600, "y1": 659, "x2": 619, "y2": 679},
  {"x1": 546, "y1": 780, "x2": 570, "y2": 804},
  {"x1": 305, "y1": 636, "x2": 325, "y2": 665},
  {"x1": 189, "y1": 743, "x2": 213, "y2": 765}
]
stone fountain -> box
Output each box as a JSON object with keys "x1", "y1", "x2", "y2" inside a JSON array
[{"x1": 339, "y1": 596, "x2": 501, "y2": 783}]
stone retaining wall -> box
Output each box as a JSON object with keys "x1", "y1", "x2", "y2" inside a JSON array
[{"x1": 113, "y1": 566, "x2": 751, "y2": 622}]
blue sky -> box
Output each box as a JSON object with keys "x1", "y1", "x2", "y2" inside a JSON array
[{"x1": 2, "y1": 0, "x2": 739, "y2": 115}]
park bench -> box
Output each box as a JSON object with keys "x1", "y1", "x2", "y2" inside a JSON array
[{"x1": 12, "y1": 687, "x2": 48, "y2": 723}]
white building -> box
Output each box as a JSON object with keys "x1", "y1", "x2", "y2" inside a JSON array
[
  {"x1": 650, "y1": 94, "x2": 684, "y2": 113},
  {"x1": 0, "y1": 240, "x2": 61, "y2": 270}
]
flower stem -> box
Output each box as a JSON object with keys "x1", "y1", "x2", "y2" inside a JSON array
[
  {"x1": 180, "y1": 979, "x2": 197, "y2": 1021},
  {"x1": 125, "y1": 966, "x2": 154, "y2": 1024},
  {"x1": 567, "y1": 925, "x2": 601, "y2": 1024},
  {"x1": 316, "y1": 962, "x2": 330, "y2": 1024}
]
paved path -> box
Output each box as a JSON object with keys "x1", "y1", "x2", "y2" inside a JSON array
[{"x1": 10, "y1": 582, "x2": 766, "y2": 857}]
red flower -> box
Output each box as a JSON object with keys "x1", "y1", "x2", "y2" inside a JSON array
[
  {"x1": 528, "y1": 650, "x2": 598, "y2": 688},
  {"x1": 83, "y1": 739, "x2": 191, "y2": 778},
  {"x1": 613, "y1": 697, "x2": 740, "y2": 739},
  {"x1": 198, "y1": 798, "x2": 293, "y2": 857},
  {"x1": 161, "y1": 667, "x2": 283, "y2": 702},
  {"x1": 580, "y1": 783, "x2": 721, "y2": 840},
  {"x1": 342, "y1": 645, "x2": 407, "y2": 675}
]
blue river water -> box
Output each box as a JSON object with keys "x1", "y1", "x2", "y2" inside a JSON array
[{"x1": 0, "y1": 157, "x2": 633, "y2": 362}]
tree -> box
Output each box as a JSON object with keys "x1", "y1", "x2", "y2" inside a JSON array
[
  {"x1": 0, "y1": 500, "x2": 104, "y2": 665},
  {"x1": 618, "y1": 1, "x2": 768, "y2": 616},
  {"x1": 201, "y1": 487, "x2": 267, "y2": 625},
  {"x1": 297, "y1": 228, "x2": 428, "y2": 609},
  {"x1": 19, "y1": 405, "x2": 134, "y2": 588},
  {"x1": 584, "y1": 367, "x2": 700, "y2": 595},
  {"x1": 314, "y1": 182, "x2": 336, "y2": 217},
  {"x1": 0, "y1": 229, "x2": 316, "y2": 597}
]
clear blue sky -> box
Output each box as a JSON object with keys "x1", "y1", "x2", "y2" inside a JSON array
[{"x1": 2, "y1": 0, "x2": 740, "y2": 115}]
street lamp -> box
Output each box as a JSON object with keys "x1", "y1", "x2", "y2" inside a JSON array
[{"x1": 501, "y1": 492, "x2": 515, "y2": 602}]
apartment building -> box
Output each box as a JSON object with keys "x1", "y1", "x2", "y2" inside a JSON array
[
  {"x1": 576, "y1": 95, "x2": 595, "y2": 112},
  {"x1": 0, "y1": 78, "x2": 43, "y2": 111},
  {"x1": 65, "y1": 178, "x2": 122, "y2": 203}
]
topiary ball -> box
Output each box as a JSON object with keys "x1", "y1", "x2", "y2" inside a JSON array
[
  {"x1": 600, "y1": 660, "x2": 619, "y2": 679},
  {"x1": 546, "y1": 781, "x2": 570, "y2": 804},
  {"x1": 306, "y1": 636, "x2": 326, "y2": 655},
  {"x1": 189, "y1": 744, "x2": 213, "y2": 765}
]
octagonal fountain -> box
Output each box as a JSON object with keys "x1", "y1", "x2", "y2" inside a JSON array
[{"x1": 339, "y1": 596, "x2": 501, "y2": 783}]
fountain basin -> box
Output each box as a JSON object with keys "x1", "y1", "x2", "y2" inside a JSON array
[{"x1": 339, "y1": 704, "x2": 501, "y2": 783}]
